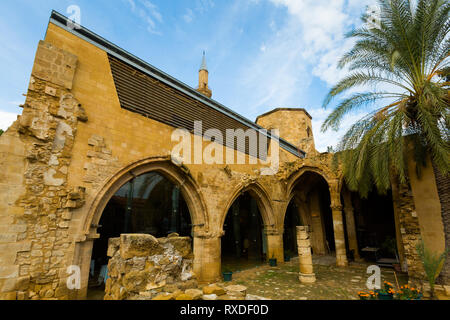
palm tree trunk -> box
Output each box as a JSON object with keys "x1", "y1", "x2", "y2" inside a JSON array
[{"x1": 432, "y1": 161, "x2": 450, "y2": 285}]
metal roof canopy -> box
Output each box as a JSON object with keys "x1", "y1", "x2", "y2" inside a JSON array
[{"x1": 48, "y1": 10, "x2": 305, "y2": 159}]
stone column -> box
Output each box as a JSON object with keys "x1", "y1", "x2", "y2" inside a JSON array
[
  {"x1": 193, "y1": 236, "x2": 221, "y2": 283},
  {"x1": 331, "y1": 205, "x2": 348, "y2": 267},
  {"x1": 296, "y1": 226, "x2": 316, "y2": 283},
  {"x1": 329, "y1": 180, "x2": 348, "y2": 267},
  {"x1": 342, "y1": 190, "x2": 360, "y2": 260},
  {"x1": 265, "y1": 226, "x2": 284, "y2": 263}
]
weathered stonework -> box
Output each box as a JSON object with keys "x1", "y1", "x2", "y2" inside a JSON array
[
  {"x1": 105, "y1": 233, "x2": 255, "y2": 301},
  {"x1": 105, "y1": 233, "x2": 197, "y2": 300},
  {"x1": 391, "y1": 175, "x2": 425, "y2": 283},
  {"x1": 296, "y1": 226, "x2": 316, "y2": 283},
  {"x1": 0, "y1": 16, "x2": 446, "y2": 301},
  {"x1": 0, "y1": 41, "x2": 88, "y2": 300}
]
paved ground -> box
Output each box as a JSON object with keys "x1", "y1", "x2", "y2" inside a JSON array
[
  {"x1": 224, "y1": 256, "x2": 409, "y2": 300},
  {"x1": 87, "y1": 255, "x2": 409, "y2": 300}
]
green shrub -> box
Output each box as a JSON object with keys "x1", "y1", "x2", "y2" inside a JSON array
[{"x1": 416, "y1": 240, "x2": 449, "y2": 298}]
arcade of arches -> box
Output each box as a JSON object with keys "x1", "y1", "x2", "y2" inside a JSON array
[{"x1": 84, "y1": 166, "x2": 402, "y2": 297}]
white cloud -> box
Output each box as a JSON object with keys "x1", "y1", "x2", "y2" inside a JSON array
[
  {"x1": 183, "y1": 8, "x2": 195, "y2": 23},
  {"x1": 0, "y1": 110, "x2": 19, "y2": 131},
  {"x1": 195, "y1": 0, "x2": 215, "y2": 14},
  {"x1": 233, "y1": 0, "x2": 381, "y2": 152},
  {"x1": 125, "y1": 0, "x2": 163, "y2": 35}
]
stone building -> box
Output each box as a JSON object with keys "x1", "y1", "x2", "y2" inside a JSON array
[{"x1": 0, "y1": 11, "x2": 447, "y2": 300}]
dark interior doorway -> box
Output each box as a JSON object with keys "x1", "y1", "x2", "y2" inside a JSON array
[
  {"x1": 283, "y1": 201, "x2": 302, "y2": 259},
  {"x1": 221, "y1": 192, "x2": 266, "y2": 272},
  {"x1": 352, "y1": 189, "x2": 397, "y2": 261},
  {"x1": 290, "y1": 172, "x2": 335, "y2": 255},
  {"x1": 87, "y1": 172, "x2": 191, "y2": 298}
]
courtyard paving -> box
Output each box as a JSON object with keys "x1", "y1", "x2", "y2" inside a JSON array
[{"x1": 222, "y1": 256, "x2": 409, "y2": 300}]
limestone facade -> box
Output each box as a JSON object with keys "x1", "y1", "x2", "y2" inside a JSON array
[{"x1": 0, "y1": 15, "x2": 446, "y2": 300}]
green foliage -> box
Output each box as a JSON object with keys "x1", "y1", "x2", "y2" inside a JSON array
[
  {"x1": 321, "y1": 0, "x2": 450, "y2": 197},
  {"x1": 0, "y1": 129, "x2": 3, "y2": 136},
  {"x1": 416, "y1": 240, "x2": 449, "y2": 295}
]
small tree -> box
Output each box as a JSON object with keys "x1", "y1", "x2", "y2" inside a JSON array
[
  {"x1": 416, "y1": 240, "x2": 449, "y2": 299},
  {"x1": 0, "y1": 129, "x2": 3, "y2": 136}
]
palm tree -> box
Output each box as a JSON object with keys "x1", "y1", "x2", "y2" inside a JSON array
[{"x1": 321, "y1": 0, "x2": 449, "y2": 280}]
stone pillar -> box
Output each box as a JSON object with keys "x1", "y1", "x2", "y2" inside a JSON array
[
  {"x1": 342, "y1": 190, "x2": 360, "y2": 260},
  {"x1": 265, "y1": 227, "x2": 284, "y2": 264},
  {"x1": 193, "y1": 236, "x2": 221, "y2": 283},
  {"x1": 296, "y1": 226, "x2": 316, "y2": 283},
  {"x1": 331, "y1": 205, "x2": 348, "y2": 267},
  {"x1": 329, "y1": 180, "x2": 348, "y2": 267}
]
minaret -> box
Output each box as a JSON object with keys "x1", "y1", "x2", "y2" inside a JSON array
[{"x1": 197, "y1": 51, "x2": 212, "y2": 98}]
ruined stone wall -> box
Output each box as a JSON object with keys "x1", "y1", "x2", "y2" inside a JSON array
[
  {"x1": 105, "y1": 233, "x2": 197, "y2": 300},
  {"x1": 106, "y1": 233, "x2": 256, "y2": 301},
  {"x1": 0, "y1": 40, "x2": 88, "y2": 300}
]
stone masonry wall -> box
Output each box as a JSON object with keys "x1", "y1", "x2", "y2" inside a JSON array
[
  {"x1": 105, "y1": 233, "x2": 259, "y2": 301},
  {"x1": 105, "y1": 233, "x2": 197, "y2": 300},
  {"x1": 391, "y1": 175, "x2": 425, "y2": 283},
  {"x1": 0, "y1": 40, "x2": 87, "y2": 300}
]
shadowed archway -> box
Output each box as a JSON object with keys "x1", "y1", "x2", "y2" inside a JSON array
[
  {"x1": 219, "y1": 183, "x2": 276, "y2": 273},
  {"x1": 282, "y1": 170, "x2": 335, "y2": 258},
  {"x1": 72, "y1": 158, "x2": 208, "y2": 299}
]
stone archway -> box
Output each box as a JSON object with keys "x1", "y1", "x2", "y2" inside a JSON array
[
  {"x1": 282, "y1": 167, "x2": 348, "y2": 267},
  {"x1": 71, "y1": 157, "x2": 208, "y2": 299},
  {"x1": 220, "y1": 182, "x2": 276, "y2": 231},
  {"x1": 218, "y1": 182, "x2": 280, "y2": 272},
  {"x1": 219, "y1": 182, "x2": 281, "y2": 265}
]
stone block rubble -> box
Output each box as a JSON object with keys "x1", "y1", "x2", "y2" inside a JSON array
[{"x1": 104, "y1": 233, "x2": 269, "y2": 300}]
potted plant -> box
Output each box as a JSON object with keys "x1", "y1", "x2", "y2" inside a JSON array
[
  {"x1": 222, "y1": 268, "x2": 233, "y2": 282},
  {"x1": 374, "y1": 281, "x2": 395, "y2": 300},
  {"x1": 357, "y1": 291, "x2": 378, "y2": 300},
  {"x1": 268, "y1": 253, "x2": 277, "y2": 267},
  {"x1": 395, "y1": 285, "x2": 422, "y2": 300},
  {"x1": 416, "y1": 240, "x2": 449, "y2": 299}
]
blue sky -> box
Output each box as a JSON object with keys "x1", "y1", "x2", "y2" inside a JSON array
[{"x1": 0, "y1": 0, "x2": 377, "y2": 151}]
